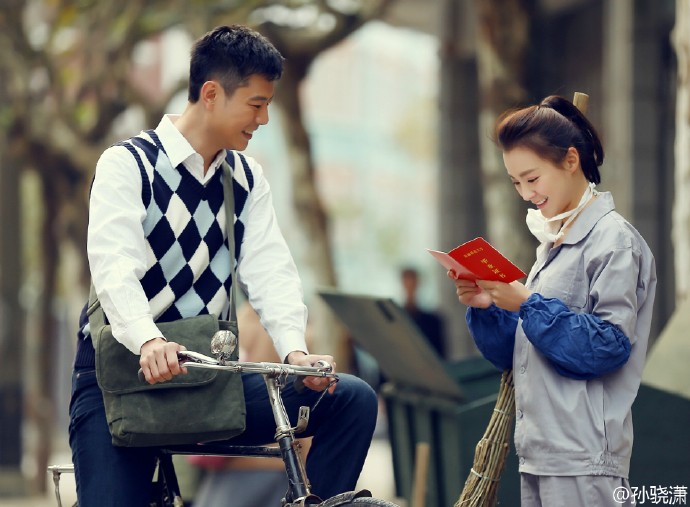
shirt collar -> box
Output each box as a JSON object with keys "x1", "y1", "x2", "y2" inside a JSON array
[
  {"x1": 153, "y1": 114, "x2": 227, "y2": 183},
  {"x1": 154, "y1": 114, "x2": 196, "y2": 168},
  {"x1": 561, "y1": 191, "x2": 616, "y2": 246}
]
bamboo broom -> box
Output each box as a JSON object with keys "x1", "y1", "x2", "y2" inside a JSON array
[
  {"x1": 455, "y1": 92, "x2": 589, "y2": 507},
  {"x1": 454, "y1": 369, "x2": 515, "y2": 507}
]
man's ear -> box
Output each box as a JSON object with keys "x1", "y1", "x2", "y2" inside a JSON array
[
  {"x1": 564, "y1": 146, "x2": 580, "y2": 173},
  {"x1": 199, "y1": 81, "x2": 220, "y2": 108}
]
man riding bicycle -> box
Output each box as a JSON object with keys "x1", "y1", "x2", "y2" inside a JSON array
[{"x1": 69, "y1": 24, "x2": 378, "y2": 507}]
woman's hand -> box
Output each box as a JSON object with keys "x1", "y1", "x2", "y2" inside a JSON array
[
  {"x1": 476, "y1": 280, "x2": 531, "y2": 312},
  {"x1": 448, "y1": 270, "x2": 493, "y2": 308}
]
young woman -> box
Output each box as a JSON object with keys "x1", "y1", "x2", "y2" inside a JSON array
[{"x1": 451, "y1": 95, "x2": 657, "y2": 506}]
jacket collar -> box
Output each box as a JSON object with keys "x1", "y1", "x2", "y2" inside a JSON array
[{"x1": 560, "y1": 191, "x2": 616, "y2": 246}]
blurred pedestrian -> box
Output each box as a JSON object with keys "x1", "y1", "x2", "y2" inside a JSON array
[{"x1": 401, "y1": 267, "x2": 446, "y2": 359}]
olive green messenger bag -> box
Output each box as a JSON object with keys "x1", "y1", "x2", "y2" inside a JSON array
[{"x1": 86, "y1": 161, "x2": 246, "y2": 447}]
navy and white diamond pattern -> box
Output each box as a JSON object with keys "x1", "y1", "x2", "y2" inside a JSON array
[
  {"x1": 77, "y1": 133, "x2": 254, "y2": 341},
  {"x1": 135, "y1": 133, "x2": 252, "y2": 323}
]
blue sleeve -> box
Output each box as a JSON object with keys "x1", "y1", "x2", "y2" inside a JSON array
[
  {"x1": 519, "y1": 293, "x2": 631, "y2": 380},
  {"x1": 466, "y1": 305, "x2": 518, "y2": 371}
]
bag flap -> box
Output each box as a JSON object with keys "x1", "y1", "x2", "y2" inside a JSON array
[{"x1": 96, "y1": 314, "x2": 234, "y2": 394}]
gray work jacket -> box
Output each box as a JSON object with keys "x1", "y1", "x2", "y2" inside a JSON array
[{"x1": 514, "y1": 192, "x2": 657, "y2": 478}]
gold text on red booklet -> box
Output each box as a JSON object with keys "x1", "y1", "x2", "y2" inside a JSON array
[
  {"x1": 480, "y1": 258, "x2": 509, "y2": 279},
  {"x1": 462, "y1": 247, "x2": 485, "y2": 258}
]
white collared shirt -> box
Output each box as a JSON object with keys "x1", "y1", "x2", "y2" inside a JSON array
[{"x1": 87, "y1": 115, "x2": 308, "y2": 360}]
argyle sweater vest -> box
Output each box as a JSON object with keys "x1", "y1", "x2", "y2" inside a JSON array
[{"x1": 75, "y1": 130, "x2": 254, "y2": 367}]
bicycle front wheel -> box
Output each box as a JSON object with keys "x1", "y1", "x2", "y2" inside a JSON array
[
  {"x1": 311, "y1": 490, "x2": 402, "y2": 507},
  {"x1": 338, "y1": 498, "x2": 401, "y2": 506}
]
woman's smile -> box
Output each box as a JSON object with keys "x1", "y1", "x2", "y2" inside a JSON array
[{"x1": 533, "y1": 197, "x2": 548, "y2": 209}]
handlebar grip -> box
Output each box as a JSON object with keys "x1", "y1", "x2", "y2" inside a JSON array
[{"x1": 292, "y1": 360, "x2": 332, "y2": 393}]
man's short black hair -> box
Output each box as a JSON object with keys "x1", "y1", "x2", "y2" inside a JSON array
[{"x1": 188, "y1": 25, "x2": 284, "y2": 102}]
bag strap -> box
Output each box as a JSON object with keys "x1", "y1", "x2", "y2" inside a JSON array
[
  {"x1": 222, "y1": 159, "x2": 238, "y2": 324},
  {"x1": 87, "y1": 156, "x2": 239, "y2": 331}
]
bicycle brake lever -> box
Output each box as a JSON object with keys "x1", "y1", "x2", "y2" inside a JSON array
[{"x1": 313, "y1": 360, "x2": 332, "y2": 372}]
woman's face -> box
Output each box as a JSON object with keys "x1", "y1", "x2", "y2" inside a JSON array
[{"x1": 503, "y1": 146, "x2": 584, "y2": 219}]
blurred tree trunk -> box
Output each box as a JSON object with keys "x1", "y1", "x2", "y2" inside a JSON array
[
  {"x1": 33, "y1": 146, "x2": 67, "y2": 497},
  {"x1": 258, "y1": 0, "x2": 393, "y2": 370},
  {"x1": 439, "y1": 0, "x2": 532, "y2": 359},
  {"x1": 0, "y1": 1, "x2": 257, "y2": 493},
  {"x1": 0, "y1": 118, "x2": 26, "y2": 496},
  {"x1": 473, "y1": 0, "x2": 534, "y2": 270},
  {"x1": 672, "y1": 0, "x2": 690, "y2": 304},
  {"x1": 273, "y1": 57, "x2": 345, "y2": 360},
  {"x1": 437, "y1": 0, "x2": 484, "y2": 359}
]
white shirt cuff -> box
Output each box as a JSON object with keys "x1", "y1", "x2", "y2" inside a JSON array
[
  {"x1": 118, "y1": 317, "x2": 164, "y2": 355},
  {"x1": 275, "y1": 330, "x2": 309, "y2": 363}
]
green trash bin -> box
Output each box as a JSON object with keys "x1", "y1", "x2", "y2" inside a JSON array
[
  {"x1": 315, "y1": 291, "x2": 521, "y2": 505},
  {"x1": 629, "y1": 384, "x2": 690, "y2": 489},
  {"x1": 381, "y1": 356, "x2": 520, "y2": 507}
]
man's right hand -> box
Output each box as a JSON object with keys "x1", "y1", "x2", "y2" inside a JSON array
[{"x1": 140, "y1": 338, "x2": 187, "y2": 384}]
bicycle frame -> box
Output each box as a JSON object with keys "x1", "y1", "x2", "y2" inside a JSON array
[
  {"x1": 49, "y1": 352, "x2": 338, "y2": 507},
  {"x1": 51, "y1": 352, "x2": 406, "y2": 506}
]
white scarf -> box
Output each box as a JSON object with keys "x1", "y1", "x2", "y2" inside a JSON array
[{"x1": 525, "y1": 182, "x2": 597, "y2": 244}]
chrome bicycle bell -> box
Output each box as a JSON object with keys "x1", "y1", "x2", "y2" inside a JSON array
[{"x1": 210, "y1": 328, "x2": 238, "y2": 364}]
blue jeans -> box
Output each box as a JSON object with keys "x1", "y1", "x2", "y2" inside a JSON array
[{"x1": 69, "y1": 367, "x2": 377, "y2": 507}]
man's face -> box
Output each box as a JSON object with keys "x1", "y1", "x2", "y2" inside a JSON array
[{"x1": 212, "y1": 74, "x2": 275, "y2": 151}]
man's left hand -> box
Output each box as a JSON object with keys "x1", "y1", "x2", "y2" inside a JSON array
[{"x1": 286, "y1": 351, "x2": 338, "y2": 394}]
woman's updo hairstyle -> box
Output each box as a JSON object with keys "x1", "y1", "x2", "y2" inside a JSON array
[{"x1": 494, "y1": 95, "x2": 604, "y2": 184}]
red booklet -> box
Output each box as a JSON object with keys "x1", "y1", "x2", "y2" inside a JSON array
[{"x1": 427, "y1": 237, "x2": 526, "y2": 282}]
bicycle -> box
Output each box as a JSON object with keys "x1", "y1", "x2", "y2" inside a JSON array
[{"x1": 49, "y1": 349, "x2": 400, "y2": 507}]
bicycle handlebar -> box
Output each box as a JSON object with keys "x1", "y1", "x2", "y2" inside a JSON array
[{"x1": 137, "y1": 350, "x2": 335, "y2": 384}]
